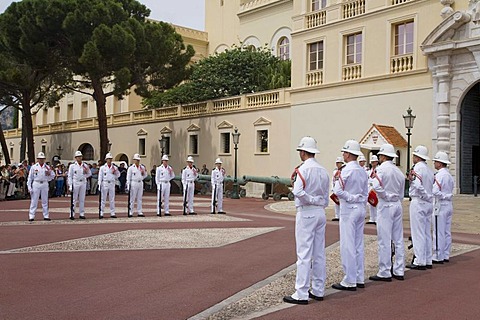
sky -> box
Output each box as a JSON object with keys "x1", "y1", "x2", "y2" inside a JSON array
[{"x1": 0, "y1": 0, "x2": 205, "y2": 30}]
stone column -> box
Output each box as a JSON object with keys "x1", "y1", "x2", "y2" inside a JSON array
[{"x1": 433, "y1": 54, "x2": 452, "y2": 155}]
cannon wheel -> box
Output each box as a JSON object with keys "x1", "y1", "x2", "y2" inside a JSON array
[
  {"x1": 273, "y1": 193, "x2": 282, "y2": 201},
  {"x1": 261, "y1": 192, "x2": 269, "y2": 200},
  {"x1": 225, "y1": 190, "x2": 232, "y2": 198},
  {"x1": 288, "y1": 192, "x2": 294, "y2": 201},
  {"x1": 240, "y1": 189, "x2": 246, "y2": 198}
]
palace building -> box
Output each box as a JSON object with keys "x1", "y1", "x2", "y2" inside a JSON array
[{"x1": 3, "y1": 0, "x2": 479, "y2": 195}]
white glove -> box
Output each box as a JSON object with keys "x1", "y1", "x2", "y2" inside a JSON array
[{"x1": 69, "y1": 186, "x2": 72, "y2": 192}]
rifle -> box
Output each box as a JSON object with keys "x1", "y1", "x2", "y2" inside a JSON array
[
  {"x1": 408, "y1": 236, "x2": 415, "y2": 264},
  {"x1": 158, "y1": 183, "x2": 162, "y2": 216},
  {"x1": 391, "y1": 240, "x2": 395, "y2": 275},
  {"x1": 70, "y1": 183, "x2": 74, "y2": 220},
  {"x1": 183, "y1": 183, "x2": 188, "y2": 215},
  {"x1": 98, "y1": 183, "x2": 102, "y2": 219},
  {"x1": 434, "y1": 197, "x2": 440, "y2": 260},
  {"x1": 212, "y1": 184, "x2": 217, "y2": 214},
  {"x1": 127, "y1": 185, "x2": 131, "y2": 217}
]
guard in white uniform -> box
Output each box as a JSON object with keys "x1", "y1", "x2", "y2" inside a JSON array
[
  {"x1": 126, "y1": 153, "x2": 147, "y2": 217},
  {"x1": 407, "y1": 145, "x2": 434, "y2": 270},
  {"x1": 432, "y1": 151, "x2": 454, "y2": 264},
  {"x1": 156, "y1": 155, "x2": 175, "y2": 216},
  {"x1": 366, "y1": 155, "x2": 379, "y2": 224},
  {"x1": 211, "y1": 158, "x2": 226, "y2": 214},
  {"x1": 181, "y1": 156, "x2": 198, "y2": 215},
  {"x1": 68, "y1": 151, "x2": 92, "y2": 219},
  {"x1": 98, "y1": 153, "x2": 120, "y2": 219},
  {"x1": 331, "y1": 157, "x2": 344, "y2": 221},
  {"x1": 27, "y1": 152, "x2": 55, "y2": 221},
  {"x1": 369, "y1": 144, "x2": 405, "y2": 282},
  {"x1": 283, "y1": 137, "x2": 329, "y2": 305},
  {"x1": 358, "y1": 155, "x2": 368, "y2": 172},
  {"x1": 332, "y1": 140, "x2": 368, "y2": 291}
]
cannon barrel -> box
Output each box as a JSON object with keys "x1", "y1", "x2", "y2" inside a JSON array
[
  {"x1": 242, "y1": 175, "x2": 292, "y2": 187},
  {"x1": 173, "y1": 174, "x2": 246, "y2": 185}
]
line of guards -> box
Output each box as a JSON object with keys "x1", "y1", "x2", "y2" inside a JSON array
[
  {"x1": 284, "y1": 137, "x2": 453, "y2": 305},
  {"x1": 27, "y1": 152, "x2": 227, "y2": 221}
]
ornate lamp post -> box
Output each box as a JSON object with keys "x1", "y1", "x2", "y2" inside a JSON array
[
  {"x1": 403, "y1": 107, "x2": 416, "y2": 197},
  {"x1": 231, "y1": 128, "x2": 241, "y2": 199},
  {"x1": 159, "y1": 135, "x2": 166, "y2": 157},
  {"x1": 107, "y1": 140, "x2": 112, "y2": 152}
]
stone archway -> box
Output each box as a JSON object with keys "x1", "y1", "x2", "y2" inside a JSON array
[
  {"x1": 459, "y1": 82, "x2": 480, "y2": 193},
  {"x1": 115, "y1": 153, "x2": 129, "y2": 164},
  {"x1": 78, "y1": 143, "x2": 94, "y2": 161}
]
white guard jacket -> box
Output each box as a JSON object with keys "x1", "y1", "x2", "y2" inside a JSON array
[
  {"x1": 68, "y1": 162, "x2": 92, "y2": 187},
  {"x1": 98, "y1": 163, "x2": 120, "y2": 187},
  {"x1": 27, "y1": 163, "x2": 55, "y2": 191},
  {"x1": 371, "y1": 160, "x2": 405, "y2": 202},
  {"x1": 211, "y1": 167, "x2": 226, "y2": 185},
  {"x1": 156, "y1": 164, "x2": 175, "y2": 184},
  {"x1": 408, "y1": 161, "x2": 434, "y2": 201},
  {"x1": 333, "y1": 161, "x2": 368, "y2": 204},
  {"x1": 182, "y1": 165, "x2": 198, "y2": 185},
  {"x1": 127, "y1": 164, "x2": 147, "y2": 186},
  {"x1": 432, "y1": 167, "x2": 454, "y2": 201},
  {"x1": 292, "y1": 158, "x2": 329, "y2": 208}
]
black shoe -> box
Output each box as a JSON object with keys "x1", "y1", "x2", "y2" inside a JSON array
[
  {"x1": 308, "y1": 291, "x2": 324, "y2": 301},
  {"x1": 218, "y1": 211, "x2": 226, "y2": 214},
  {"x1": 210, "y1": 212, "x2": 216, "y2": 214},
  {"x1": 99, "y1": 216, "x2": 104, "y2": 219},
  {"x1": 432, "y1": 260, "x2": 444, "y2": 264},
  {"x1": 426, "y1": 265, "x2": 433, "y2": 269},
  {"x1": 444, "y1": 259, "x2": 450, "y2": 263},
  {"x1": 138, "y1": 214, "x2": 145, "y2": 217},
  {"x1": 43, "y1": 218, "x2": 51, "y2": 221},
  {"x1": 369, "y1": 275, "x2": 392, "y2": 282},
  {"x1": 183, "y1": 213, "x2": 188, "y2": 216},
  {"x1": 392, "y1": 274, "x2": 405, "y2": 281},
  {"x1": 79, "y1": 216, "x2": 86, "y2": 220},
  {"x1": 332, "y1": 218, "x2": 339, "y2": 221},
  {"x1": 157, "y1": 214, "x2": 162, "y2": 217},
  {"x1": 70, "y1": 217, "x2": 75, "y2": 220},
  {"x1": 332, "y1": 283, "x2": 356, "y2": 291},
  {"x1": 164, "y1": 213, "x2": 171, "y2": 216},
  {"x1": 283, "y1": 296, "x2": 308, "y2": 305},
  {"x1": 110, "y1": 215, "x2": 117, "y2": 219},
  {"x1": 406, "y1": 264, "x2": 426, "y2": 270},
  {"x1": 366, "y1": 221, "x2": 376, "y2": 225},
  {"x1": 357, "y1": 283, "x2": 365, "y2": 288},
  {"x1": 128, "y1": 215, "x2": 133, "y2": 218},
  {"x1": 28, "y1": 219, "x2": 34, "y2": 222},
  {"x1": 189, "y1": 212, "x2": 197, "y2": 215}
]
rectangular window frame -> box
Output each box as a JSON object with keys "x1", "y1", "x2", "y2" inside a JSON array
[
  {"x1": 255, "y1": 129, "x2": 269, "y2": 154},
  {"x1": 189, "y1": 133, "x2": 199, "y2": 156},
  {"x1": 67, "y1": 103, "x2": 74, "y2": 121},
  {"x1": 344, "y1": 32, "x2": 362, "y2": 65},
  {"x1": 311, "y1": 0, "x2": 327, "y2": 11},
  {"x1": 308, "y1": 41, "x2": 324, "y2": 71},
  {"x1": 81, "y1": 100, "x2": 88, "y2": 119},
  {"x1": 138, "y1": 137, "x2": 146, "y2": 156},
  {"x1": 219, "y1": 131, "x2": 231, "y2": 155}
]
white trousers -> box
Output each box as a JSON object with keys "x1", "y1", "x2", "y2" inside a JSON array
[
  {"x1": 100, "y1": 182, "x2": 116, "y2": 216},
  {"x1": 129, "y1": 182, "x2": 143, "y2": 215},
  {"x1": 292, "y1": 208, "x2": 326, "y2": 300},
  {"x1": 183, "y1": 182, "x2": 195, "y2": 213},
  {"x1": 211, "y1": 183, "x2": 224, "y2": 212},
  {"x1": 29, "y1": 182, "x2": 49, "y2": 219},
  {"x1": 339, "y1": 202, "x2": 366, "y2": 286},
  {"x1": 444, "y1": 203, "x2": 453, "y2": 260},
  {"x1": 410, "y1": 198, "x2": 433, "y2": 266},
  {"x1": 376, "y1": 201, "x2": 404, "y2": 277},
  {"x1": 334, "y1": 204, "x2": 340, "y2": 219},
  {"x1": 72, "y1": 182, "x2": 87, "y2": 217},
  {"x1": 368, "y1": 203, "x2": 377, "y2": 222},
  {"x1": 157, "y1": 182, "x2": 171, "y2": 214},
  {"x1": 432, "y1": 201, "x2": 452, "y2": 261}
]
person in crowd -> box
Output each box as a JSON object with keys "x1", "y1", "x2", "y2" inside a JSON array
[{"x1": 90, "y1": 163, "x2": 99, "y2": 195}]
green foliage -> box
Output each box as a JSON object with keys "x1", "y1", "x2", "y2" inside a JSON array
[{"x1": 145, "y1": 46, "x2": 291, "y2": 108}]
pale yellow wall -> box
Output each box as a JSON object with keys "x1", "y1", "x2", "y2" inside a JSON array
[{"x1": 206, "y1": 0, "x2": 241, "y2": 53}]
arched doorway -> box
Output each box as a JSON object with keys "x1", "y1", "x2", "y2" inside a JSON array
[
  {"x1": 115, "y1": 153, "x2": 129, "y2": 165},
  {"x1": 460, "y1": 82, "x2": 480, "y2": 194},
  {"x1": 78, "y1": 143, "x2": 94, "y2": 161}
]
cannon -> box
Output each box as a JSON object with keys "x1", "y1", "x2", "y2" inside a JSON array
[
  {"x1": 242, "y1": 175, "x2": 293, "y2": 201},
  {"x1": 172, "y1": 174, "x2": 247, "y2": 197}
]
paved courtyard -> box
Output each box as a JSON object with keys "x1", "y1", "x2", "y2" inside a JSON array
[{"x1": 0, "y1": 194, "x2": 479, "y2": 319}]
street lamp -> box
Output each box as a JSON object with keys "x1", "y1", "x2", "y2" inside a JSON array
[
  {"x1": 107, "y1": 140, "x2": 112, "y2": 152},
  {"x1": 231, "y1": 127, "x2": 241, "y2": 199},
  {"x1": 159, "y1": 135, "x2": 166, "y2": 156},
  {"x1": 403, "y1": 107, "x2": 416, "y2": 197}
]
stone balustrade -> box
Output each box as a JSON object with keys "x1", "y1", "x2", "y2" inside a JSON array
[
  {"x1": 391, "y1": 54, "x2": 414, "y2": 73},
  {"x1": 342, "y1": 0, "x2": 366, "y2": 19},
  {"x1": 306, "y1": 70, "x2": 323, "y2": 86},
  {"x1": 306, "y1": 10, "x2": 326, "y2": 29},
  {"x1": 342, "y1": 64, "x2": 362, "y2": 81}
]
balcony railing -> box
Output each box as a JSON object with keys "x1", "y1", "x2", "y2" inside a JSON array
[
  {"x1": 391, "y1": 0, "x2": 413, "y2": 5},
  {"x1": 390, "y1": 54, "x2": 414, "y2": 73},
  {"x1": 306, "y1": 70, "x2": 323, "y2": 86},
  {"x1": 342, "y1": 64, "x2": 362, "y2": 81},
  {"x1": 306, "y1": 10, "x2": 326, "y2": 29},
  {"x1": 342, "y1": 0, "x2": 365, "y2": 19},
  {"x1": 4, "y1": 89, "x2": 290, "y2": 138}
]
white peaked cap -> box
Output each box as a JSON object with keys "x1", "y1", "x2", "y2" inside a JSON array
[
  {"x1": 187, "y1": 156, "x2": 194, "y2": 163},
  {"x1": 433, "y1": 151, "x2": 451, "y2": 165},
  {"x1": 162, "y1": 155, "x2": 169, "y2": 161},
  {"x1": 215, "y1": 158, "x2": 222, "y2": 164},
  {"x1": 296, "y1": 136, "x2": 320, "y2": 154},
  {"x1": 341, "y1": 140, "x2": 364, "y2": 157},
  {"x1": 105, "y1": 153, "x2": 113, "y2": 160},
  {"x1": 37, "y1": 152, "x2": 46, "y2": 159},
  {"x1": 413, "y1": 145, "x2": 430, "y2": 160},
  {"x1": 377, "y1": 144, "x2": 398, "y2": 158},
  {"x1": 133, "y1": 153, "x2": 141, "y2": 160},
  {"x1": 74, "y1": 151, "x2": 83, "y2": 157}
]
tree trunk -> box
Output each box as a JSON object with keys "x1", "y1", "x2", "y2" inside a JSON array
[
  {"x1": 0, "y1": 120, "x2": 11, "y2": 165},
  {"x1": 20, "y1": 113, "x2": 27, "y2": 162},
  {"x1": 92, "y1": 78, "x2": 109, "y2": 161},
  {"x1": 21, "y1": 96, "x2": 35, "y2": 165}
]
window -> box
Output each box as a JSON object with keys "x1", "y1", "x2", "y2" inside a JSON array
[
  {"x1": 138, "y1": 138, "x2": 146, "y2": 156},
  {"x1": 345, "y1": 32, "x2": 362, "y2": 64},
  {"x1": 114, "y1": 96, "x2": 122, "y2": 114},
  {"x1": 278, "y1": 37, "x2": 290, "y2": 60},
  {"x1": 43, "y1": 108, "x2": 48, "y2": 124},
  {"x1": 81, "y1": 101, "x2": 88, "y2": 119},
  {"x1": 309, "y1": 41, "x2": 324, "y2": 71},
  {"x1": 67, "y1": 104, "x2": 73, "y2": 121},
  {"x1": 394, "y1": 21, "x2": 414, "y2": 55},
  {"x1": 54, "y1": 106, "x2": 60, "y2": 122},
  {"x1": 220, "y1": 132, "x2": 231, "y2": 154},
  {"x1": 256, "y1": 130, "x2": 269, "y2": 153},
  {"x1": 189, "y1": 134, "x2": 198, "y2": 155},
  {"x1": 10, "y1": 147, "x2": 13, "y2": 159},
  {"x1": 163, "y1": 136, "x2": 171, "y2": 155},
  {"x1": 41, "y1": 145, "x2": 46, "y2": 154},
  {"x1": 311, "y1": 0, "x2": 327, "y2": 11}
]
